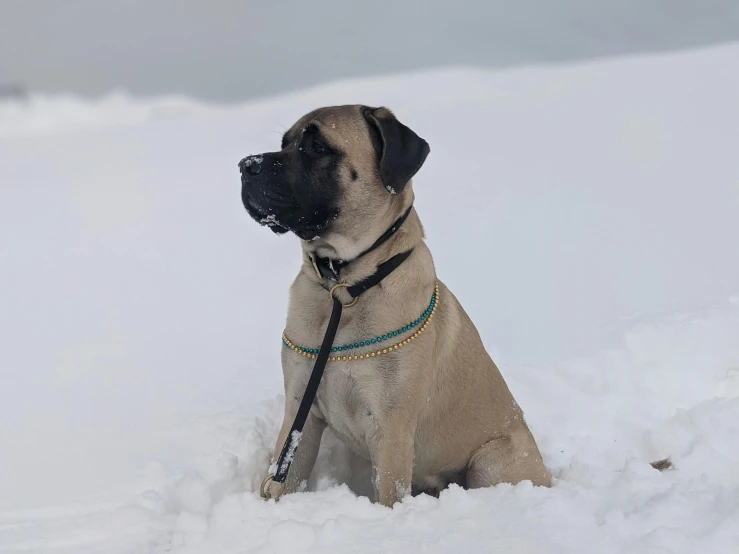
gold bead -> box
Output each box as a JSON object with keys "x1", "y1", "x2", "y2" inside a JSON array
[
  {"x1": 342, "y1": 356, "x2": 347, "y2": 361},
  {"x1": 359, "y1": 355, "x2": 364, "y2": 359},
  {"x1": 393, "y1": 345, "x2": 399, "y2": 350},
  {"x1": 382, "y1": 349, "x2": 387, "y2": 354},
  {"x1": 371, "y1": 352, "x2": 376, "y2": 357},
  {"x1": 353, "y1": 355, "x2": 358, "y2": 360}
]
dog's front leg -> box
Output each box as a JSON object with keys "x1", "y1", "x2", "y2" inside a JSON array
[
  {"x1": 371, "y1": 419, "x2": 416, "y2": 507},
  {"x1": 264, "y1": 401, "x2": 325, "y2": 499}
]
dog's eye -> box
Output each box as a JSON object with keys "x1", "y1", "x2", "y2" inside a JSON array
[{"x1": 311, "y1": 140, "x2": 328, "y2": 154}]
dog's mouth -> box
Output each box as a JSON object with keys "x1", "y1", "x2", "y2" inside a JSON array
[{"x1": 243, "y1": 192, "x2": 291, "y2": 233}]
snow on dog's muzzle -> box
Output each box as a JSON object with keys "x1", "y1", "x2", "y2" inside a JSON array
[{"x1": 238, "y1": 154, "x2": 263, "y2": 176}]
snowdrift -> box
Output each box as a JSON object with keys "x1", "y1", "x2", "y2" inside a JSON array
[{"x1": 1, "y1": 44, "x2": 738, "y2": 553}]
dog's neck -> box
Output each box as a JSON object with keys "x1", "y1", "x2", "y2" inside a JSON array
[{"x1": 301, "y1": 203, "x2": 423, "y2": 287}]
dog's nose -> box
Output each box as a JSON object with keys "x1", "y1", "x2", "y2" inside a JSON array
[{"x1": 239, "y1": 155, "x2": 263, "y2": 176}]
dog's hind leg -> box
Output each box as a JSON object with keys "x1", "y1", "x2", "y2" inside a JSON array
[{"x1": 466, "y1": 426, "x2": 551, "y2": 489}]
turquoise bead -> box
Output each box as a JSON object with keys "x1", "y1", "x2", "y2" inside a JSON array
[
  {"x1": 354, "y1": 343, "x2": 359, "y2": 348},
  {"x1": 371, "y1": 338, "x2": 376, "y2": 344}
]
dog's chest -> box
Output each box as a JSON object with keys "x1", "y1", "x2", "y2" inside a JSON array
[
  {"x1": 284, "y1": 292, "x2": 400, "y2": 458},
  {"x1": 315, "y1": 363, "x2": 384, "y2": 458}
]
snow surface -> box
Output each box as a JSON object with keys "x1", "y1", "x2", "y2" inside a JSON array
[
  {"x1": 0, "y1": 92, "x2": 218, "y2": 138},
  {"x1": 1, "y1": 44, "x2": 739, "y2": 553}
]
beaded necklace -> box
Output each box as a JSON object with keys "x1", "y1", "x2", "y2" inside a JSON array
[{"x1": 282, "y1": 283, "x2": 439, "y2": 362}]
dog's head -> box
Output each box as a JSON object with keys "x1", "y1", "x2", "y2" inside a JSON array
[{"x1": 239, "y1": 105, "x2": 429, "y2": 256}]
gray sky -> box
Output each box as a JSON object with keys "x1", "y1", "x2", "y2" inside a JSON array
[{"x1": 2, "y1": 0, "x2": 739, "y2": 102}]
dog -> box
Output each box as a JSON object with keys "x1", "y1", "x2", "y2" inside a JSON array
[{"x1": 239, "y1": 105, "x2": 551, "y2": 506}]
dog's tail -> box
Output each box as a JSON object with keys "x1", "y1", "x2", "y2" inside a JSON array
[{"x1": 650, "y1": 458, "x2": 673, "y2": 471}]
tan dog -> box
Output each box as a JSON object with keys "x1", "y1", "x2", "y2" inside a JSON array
[{"x1": 239, "y1": 105, "x2": 551, "y2": 506}]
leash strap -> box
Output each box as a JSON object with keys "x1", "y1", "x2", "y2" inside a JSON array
[
  {"x1": 314, "y1": 205, "x2": 414, "y2": 282},
  {"x1": 272, "y1": 297, "x2": 343, "y2": 484},
  {"x1": 356, "y1": 204, "x2": 414, "y2": 260},
  {"x1": 267, "y1": 247, "x2": 414, "y2": 490},
  {"x1": 346, "y1": 250, "x2": 413, "y2": 297}
]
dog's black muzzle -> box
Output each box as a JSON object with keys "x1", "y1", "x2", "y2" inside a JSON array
[
  {"x1": 239, "y1": 153, "x2": 296, "y2": 234},
  {"x1": 239, "y1": 150, "x2": 339, "y2": 240}
]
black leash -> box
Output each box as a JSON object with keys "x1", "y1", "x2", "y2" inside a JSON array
[
  {"x1": 262, "y1": 206, "x2": 415, "y2": 498},
  {"x1": 271, "y1": 296, "x2": 343, "y2": 485}
]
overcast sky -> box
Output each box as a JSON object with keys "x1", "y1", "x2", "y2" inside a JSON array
[{"x1": 2, "y1": 0, "x2": 739, "y2": 102}]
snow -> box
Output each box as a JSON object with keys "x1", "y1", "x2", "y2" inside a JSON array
[
  {"x1": 243, "y1": 155, "x2": 263, "y2": 168},
  {"x1": 278, "y1": 431, "x2": 304, "y2": 476},
  {"x1": 1, "y1": 43, "x2": 739, "y2": 553},
  {"x1": 0, "y1": 91, "x2": 218, "y2": 138},
  {"x1": 259, "y1": 214, "x2": 282, "y2": 228}
]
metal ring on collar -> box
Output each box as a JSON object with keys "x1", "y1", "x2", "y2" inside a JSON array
[
  {"x1": 260, "y1": 473, "x2": 287, "y2": 501},
  {"x1": 329, "y1": 283, "x2": 359, "y2": 307}
]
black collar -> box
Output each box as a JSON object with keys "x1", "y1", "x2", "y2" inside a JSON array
[{"x1": 309, "y1": 205, "x2": 414, "y2": 284}]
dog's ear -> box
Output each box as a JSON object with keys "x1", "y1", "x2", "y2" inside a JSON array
[{"x1": 364, "y1": 107, "x2": 430, "y2": 195}]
